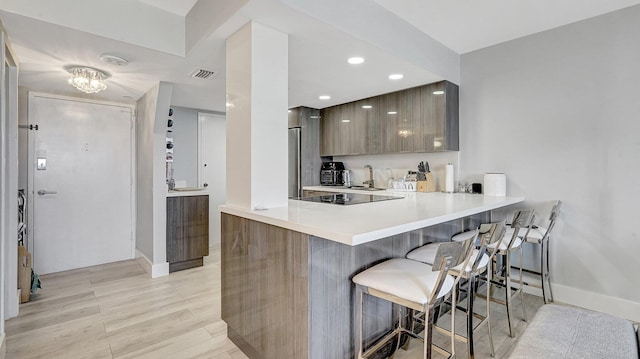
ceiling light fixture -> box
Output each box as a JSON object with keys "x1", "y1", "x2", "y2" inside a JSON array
[
  {"x1": 433, "y1": 90, "x2": 445, "y2": 95},
  {"x1": 362, "y1": 105, "x2": 372, "y2": 109},
  {"x1": 388, "y1": 74, "x2": 404, "y2": 80},
  {"x1": 65, "y1": 66, "x2": 110, "y2": 94},
  {"x1": 319, "y1": 95, "x2": 331, "y2": 100},
  {"x1": 100, "y1": 54, "x2": 129, "y2": 67},
  {"x1": 388, "y1": 111, "x2": 397, "y2": 115},
  {"x1": 347, "y1": 57, "x2": 364, "y2": 65}
]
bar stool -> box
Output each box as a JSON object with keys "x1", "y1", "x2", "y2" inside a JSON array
[
  {"x1": 352, "y1": 235, "x2": 476, "y2": 359},
  {"x1": 506, "y1": 200, "x2": 561, "y2": 303},
  {"x1": 406, "y1": 221, "x2": 506, "y2": 359},
  {"x1": 486, "y1": 209, "x2": 535, "y2": 338}
]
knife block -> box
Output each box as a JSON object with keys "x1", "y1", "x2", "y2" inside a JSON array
[{"x1": 417, "y1": 172, "x2": 436, "y2": 192}]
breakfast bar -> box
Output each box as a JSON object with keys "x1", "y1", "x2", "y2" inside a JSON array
[{"x1": 220, "y1": 191, "x2": 523, "y2": 359}]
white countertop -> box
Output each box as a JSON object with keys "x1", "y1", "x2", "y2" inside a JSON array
[
  {"x1": 220, "y1": 186, "x2": 523, "y2": 246},
  {"x1": 167, "y1": 189, "x2": 209, "y2": 197}
]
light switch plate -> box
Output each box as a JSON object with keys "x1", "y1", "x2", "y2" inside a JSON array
[{"x1": 37, "y1": 157, "x2": 47, "y2": 170}]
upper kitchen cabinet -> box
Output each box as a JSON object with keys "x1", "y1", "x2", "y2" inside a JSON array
[
  {"x1": 320, "y1": 102, "x2": 368, "y2": 156},
  {"x1": 319, "y1": 80, "x2": 459, "y2": 156},
  {"x1": 288, "y1": 107, "x2": 301, "y2": 128},
  {"x1": 320, "y1": 105, "x2": 344, "y2": 156},
  {"x1": 413, "y1": 81, "x2": 459, "y2": 152},
  {"x1": 377, "y1": 88, "x2": 419, "y2": 153}
]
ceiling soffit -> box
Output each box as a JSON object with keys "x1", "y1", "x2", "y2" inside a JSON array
[{"x1": 0, "y1": 0, "x2": 247, "y2": 57}]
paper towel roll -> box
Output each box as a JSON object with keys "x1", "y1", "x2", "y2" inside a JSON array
[
  {"x1": 484, "y1": 173, "x2": 506, "y2": 196},
  {"x1": 445, "y1": 163, "x2": 454, "y2": 193}
]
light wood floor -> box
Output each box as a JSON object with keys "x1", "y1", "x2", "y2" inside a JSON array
[
  {"x1": 5, "y1": 246, "x2": 248, "y2": 359},
  {"x1": 5, "y1": 246, "x2": 543, "y2": 358}
]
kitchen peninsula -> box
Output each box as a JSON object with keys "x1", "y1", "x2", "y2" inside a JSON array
[{"x1": 220, "y1": 190, "x2": 523, "y2": 358}]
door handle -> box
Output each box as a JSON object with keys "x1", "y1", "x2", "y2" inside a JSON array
[{"x1": 37, "y1": 190, "x2": 58, "y2": 196}]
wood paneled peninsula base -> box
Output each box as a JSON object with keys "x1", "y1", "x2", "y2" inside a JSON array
[{"x1": 221, "y1": 193, "x2": 522, "y2": 358}]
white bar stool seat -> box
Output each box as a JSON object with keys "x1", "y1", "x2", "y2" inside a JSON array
[
  {"x1": 352, "y1": 258, "x2": 455, "y2": 305},
  {"x1": 485, "y1": 209, "x2": 535, "y2": 338},
  {"x1": 487, "y1": 236, "x2": 523, "y2": 252},
  {"x1": 352, "y1": 237, "x2": 476, "y2": 359},
  {"x1": 406, "y1": 223, "x2": 506, "y2": 359},
  {"x1": 503, "y1": 201, "x2": 561, "y2": 304}
]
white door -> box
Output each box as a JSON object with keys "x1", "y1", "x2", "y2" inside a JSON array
[
  {"x1": 198, "y1": 113, "x2": 226, "y2": 246},
  {"x1": 29, "y1": 94, "x2": 134, "y2": 274}
]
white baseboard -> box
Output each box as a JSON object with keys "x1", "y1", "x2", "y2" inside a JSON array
[
  {"x1": 552, "y1": 283, "x2": 640, "y2": 323},
  {"x1": 501, "y1": 270, "x2": 640, "y2": 323},
  {"x1": 1, "y1": 333, "x2": 6, "y2": 359},
  {"x1": 15, "y1": 289, "x2": 20, "y2": 316},
  {"x1": 135, "y1": 250, "x2": 169, "y2": 278}
]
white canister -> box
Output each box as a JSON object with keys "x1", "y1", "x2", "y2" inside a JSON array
[{"x1": 484, "y1": 173, "x2": 506, "y2": 196}]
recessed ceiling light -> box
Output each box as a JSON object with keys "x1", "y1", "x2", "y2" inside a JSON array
[
  {"x1": 288, "y1": 110, "x2": 292, "y2": 113},
  {"x1": 388, "y1": 74, "x2": 403, "y2": 80},
  {"x1": 388, "y1": 111, "x2": 397, "y2": 115},
  {"x1": 341, "y1": 119, "x2": 351, "y2": 123},
  {"x1": 319, "y1": 95, "x2": 331, "y2": 100},
  {"x1": 347, "y1": 57, "x2": 364, "y2": 65},
  {"x1": 362, "y1": 105, "x2": 372, "y2": 109},
  {"x1": 433, "y1": 90, "x2": 445, "y2": 95}
]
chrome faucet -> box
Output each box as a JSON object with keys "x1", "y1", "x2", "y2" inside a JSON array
[{"x1": 363, "y1": 165, "x2": 374, "y2": 188}]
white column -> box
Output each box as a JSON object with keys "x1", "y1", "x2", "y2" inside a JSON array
[{"x1": 226, "y1": 22, "x2": 288, "y2": 209}]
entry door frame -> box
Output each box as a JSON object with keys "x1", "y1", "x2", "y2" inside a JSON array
[
  {"x1": 26, "y1": 92, "x2": 137, "y2": 262},
  {"x1": 1, "y1": 20, "x2": 19, "y2": 323}
]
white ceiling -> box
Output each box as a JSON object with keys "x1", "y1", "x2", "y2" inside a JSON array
[
  {"x1": 373, "y1": 0, "x2": 640, "y2": 54},
  {"x1": 136, "y1": 0, "x2": 199, "y2": 16},
  {"x1": 1, "y1": 0, "x2": 638, "y2": 112}
]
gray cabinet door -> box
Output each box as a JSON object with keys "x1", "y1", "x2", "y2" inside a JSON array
[
  {"x1": 414, "y1": 82, "x2": 445, "y2": 152},
  {"x1": 320, "y1": 81, "x2": 459, "y2": 156},
  {"x1": 320, "y1": 106, "x2": 339, "y2": 156},
  {"x1": 166, "y1": 195, "x2": 209, "y2": 272}
]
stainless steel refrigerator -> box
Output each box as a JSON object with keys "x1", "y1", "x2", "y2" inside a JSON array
[{"x1": 288, "y1": 127, "x2": 301, "y2": 198}]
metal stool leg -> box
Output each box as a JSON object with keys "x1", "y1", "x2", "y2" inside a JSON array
[
  {"x1": 424, "y1": 306, "x2": 436, "y2": 359},
  {"x1": 541, "y1": 238, "x2": 554, "y2": 303},
  {"x1": 467, "y1": 275, "x2": 475, "y2": 359},
  {"x1": 505, "y1": 252, "x2": 515, "y2": 338},
  {"x1": 486, "y1": 269, "x2": 495, "y2": 357},
  {"x1": 357, "y1": 287, "x2": 365, "y2": 359},
  {"x1": 519, "y1": 246, "x2": 527, "y2": 323}
]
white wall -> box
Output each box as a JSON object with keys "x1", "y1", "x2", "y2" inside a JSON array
[
  {"x1": 1, "y1": 24, "x2": 19, "y2": 329},
  {"x1": 135, "y1": 82, "x2": 173, "y2": 277},
  {"x1": 334, "y1": 152, "x2": 459, "y2": 191},
  {"x1": 170, "y1": 106, "x2": 199, "y2": 187},
  {"x1": 135, "y1": 84, "x2": 158, "y2": 261},
  {"x1": 459, "y1": 5, "x2": 640, "y2": 321}
]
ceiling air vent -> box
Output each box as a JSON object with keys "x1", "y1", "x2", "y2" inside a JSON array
[{"x1": 189, "y1": 68, "x2": 215, "y2": 80}]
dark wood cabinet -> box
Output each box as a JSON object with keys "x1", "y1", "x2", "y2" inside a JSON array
[
  {"x1": 166, "y1": 195, "x2": 209, "y2": 272},
  {"x1": 320, "y1": 81, "x2": 459, "y2": 156}
]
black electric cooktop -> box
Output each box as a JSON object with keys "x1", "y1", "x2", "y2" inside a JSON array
[{"x1": 295, "y1": 192, "x2": 403, "y2": 206}]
